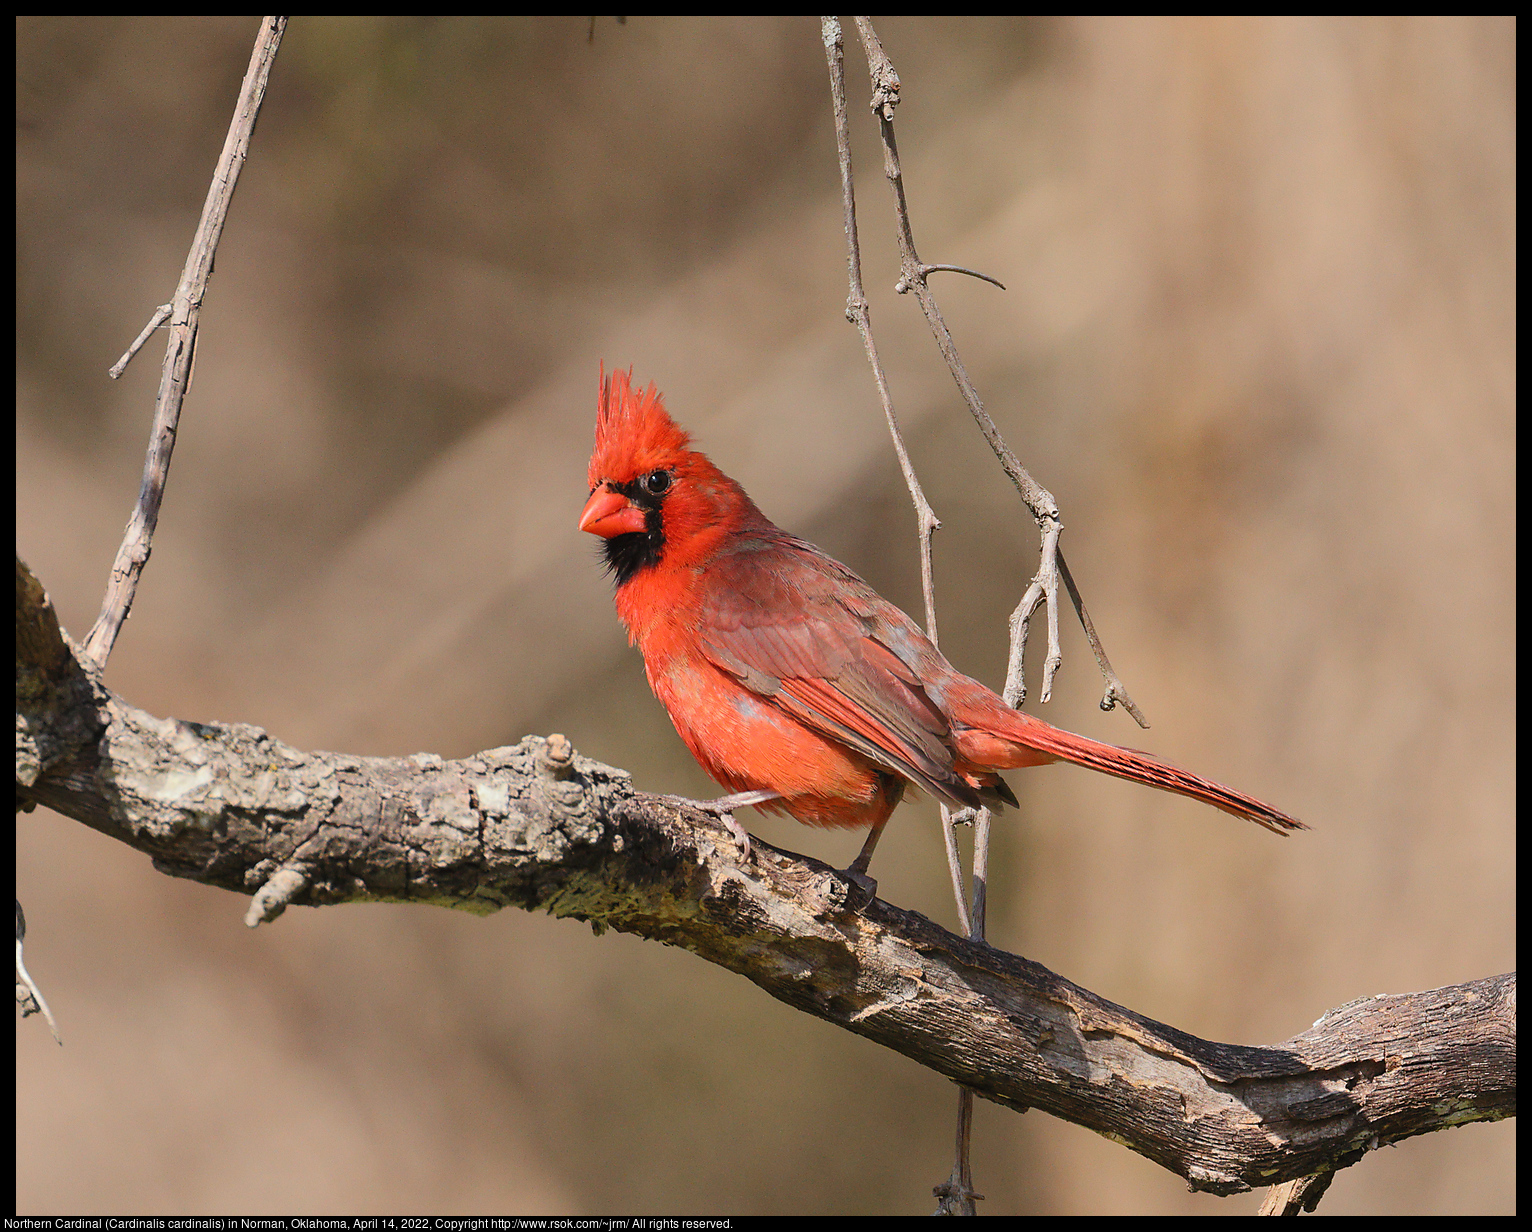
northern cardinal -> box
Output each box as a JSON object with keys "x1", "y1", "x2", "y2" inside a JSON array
[{"x1": 580, "y1": 368, "x2": 1304, "y2": 884}]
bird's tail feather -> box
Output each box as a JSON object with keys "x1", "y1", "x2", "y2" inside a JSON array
[{"x1": 961, "y1": 712, "x2": 1305, "y2": 835}]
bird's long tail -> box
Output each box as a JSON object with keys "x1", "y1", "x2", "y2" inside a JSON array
[{"x1": 956, "y1": 708, "x2": 1305, "y2": 835}]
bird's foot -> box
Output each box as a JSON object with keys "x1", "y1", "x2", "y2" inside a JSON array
[
  {"x1": 657, "y1": 790, "x2": 779, "y2": 863},
  {"x1": 837, "y1": 867, "x2": 879, "y2": 913},
  {"x1": 834, "y1": 820, "x2": 886, "y2": 913}
]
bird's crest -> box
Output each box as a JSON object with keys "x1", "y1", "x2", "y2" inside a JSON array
[{"x1": 590, "y1": 365, "x2": 692, "y2": 488}]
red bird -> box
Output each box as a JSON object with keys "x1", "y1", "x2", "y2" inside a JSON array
[{"x1": 580, "y1": 368, "x2": 1304, "y2": 885}]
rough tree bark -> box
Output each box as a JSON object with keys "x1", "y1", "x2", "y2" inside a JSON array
[{"x1": 16, "y1": 556, "x2": 1515, "y2": 1198}]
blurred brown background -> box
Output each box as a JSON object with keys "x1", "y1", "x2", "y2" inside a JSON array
[{"x1": 16, "y1": 15, "x2": 1513, "y2": 1215}]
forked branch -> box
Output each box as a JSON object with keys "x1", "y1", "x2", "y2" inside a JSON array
[
  {"x1": 819, "y1": 16, "x2": 942, "y2": 646},
  {"x1": 81, "y1": 16, "x2": 286, "y2": 672},
  {"x1": 849, "y1": 16, "x2": 1145, "y2": 726}
]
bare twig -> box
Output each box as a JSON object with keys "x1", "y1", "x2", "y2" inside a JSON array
[
  {"x1": 850, "y1": 17, "x2": 1061, "y2": 700},
  {"x1": 836, "y1": 16, "x2": 1158, "y2": 1202},
  {"x1": 107, "y1": 302, "x2": 172, "y2": 380},
  {"x1": 81, "y1": 16, "x2": 287, "y2": 672},
  {"x1": 819, "y1": 17, "x2": 942, "y2": 643},
  {"x1": 15, "y1": 900, "x2": 62, "y2": 1045},
  {"x1": 934, "y1": 801, "x2": 995, "y2": 1214},
  {"x1": 849, "y1": 16, "x2": 1145, "y2": 727},
  {"x1": 1057, "y1": 549, "x2": 1147, "y2": 724},
  {"x1": 938, "y1": 806, "x2": 973, "y2": 937},
  {"x1": 933, "y1": 1086, "x2": 984, "y2": 1214},
  {"x1": 824, "y1": 14, "x2": 979, "y2": 968},
  {"x1": 825, "y1": 17, "x2": 1027, "y2": 1204},
  {"x1": 902, "y1": 262, "x2": 1006, "y2": 292}
]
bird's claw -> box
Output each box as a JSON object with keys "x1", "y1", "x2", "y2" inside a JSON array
[
  {"x1": 718, "y1": 810, "x2": 752, "y2": 862},
  {"x1": 658, "y1": 790, "x2": 778, "y2": 864},
  {"x1": 839, "y1": 867, "x2": 878, "y2": 913}
]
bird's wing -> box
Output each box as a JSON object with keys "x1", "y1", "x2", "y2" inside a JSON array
[{"x1": 696, "y1": 537, "x2": 982, "y2": 809}]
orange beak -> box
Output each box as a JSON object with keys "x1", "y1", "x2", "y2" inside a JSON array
[{"x1": 579, "y1": 485, "x2": 648, "y2": 538}]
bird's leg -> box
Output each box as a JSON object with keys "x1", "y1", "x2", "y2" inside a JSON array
[
  {"x1": 656, "y1": 790, "x2": 780, "y2": 863},
  {"x1": 840, "y1": 816, "x2": 889, "y2": 908}
]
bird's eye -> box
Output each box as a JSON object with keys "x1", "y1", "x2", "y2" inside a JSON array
[{"x1": 643, "y1": 469, "x2": 672, "y2": 495}]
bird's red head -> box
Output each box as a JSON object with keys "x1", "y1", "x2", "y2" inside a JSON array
[{"x1": 580, "y1": 365, "x2": 766, "y2": 586}]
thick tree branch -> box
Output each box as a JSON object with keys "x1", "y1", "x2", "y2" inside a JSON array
[{"x1": 16, "y1": 557, "x2": 1514, "y2": 1196}]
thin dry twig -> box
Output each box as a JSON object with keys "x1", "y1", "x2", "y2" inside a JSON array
[
  {"x1": 824, "y1": 16, "x2": 1015, "y2": 1206},
  {"x1": 81, "y1": 15, "x2": 287, "y2": 672},
  {"x1": 850, "y1": 17, "x2": 1060, "y2": 698},
  {"x1": 1056, "y1": 549, "x2": 1146, "y2": 723},
  {"x1": 833, "y1": 15, "x2": 1160, "y2": 1207},
  {"x1": 932, "y1": 801, "x2": 994, "y2": 1215},
  {"x1": 822, "y1": 15, "x2": 973, "y2": 928},
  {"x1": 938, "y1": 806, "x2": 974, "y2": 938},
  {"x1": 900, "y1": 263, "x2": 1007, "y2": 292},
  {"x1": 850, "y1": 16, "x2": 1147, "y2": 728},
  {"x1": 819, "y1": 17, "x2": 942, "y2": 643},
  {"x1": 823, "y1": 17, "x2": 977, "y2": 951},
  {"x1": 107, "y1": 302, "x2": 172, "y2": 380},
  {"x1": 933, "y1": 1086, "x2": 985, "y2": 1215},
  {"x1": 15, "y1": 900, "x2": 62, "y2": 1046}
]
